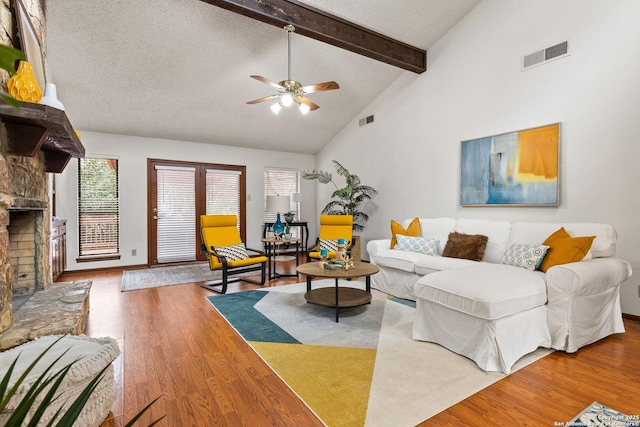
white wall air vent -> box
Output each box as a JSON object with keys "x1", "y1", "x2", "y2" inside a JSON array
[
  {"x1": 359, "y1": 115, "x2": 374, "y2": 126},
  {"x1": 522, "y1": 41, "x2": 569, "y2": 71}
]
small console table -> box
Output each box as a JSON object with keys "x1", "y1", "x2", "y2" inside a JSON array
[
  {"x1": 263, "y1": 221, "x2": 309, "y2": 253},
  {"x1": 261, "y1": 237, "x2": 300, "y2": 281}
]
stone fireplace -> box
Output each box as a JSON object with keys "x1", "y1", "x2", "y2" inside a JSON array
[
  {"x1": 0, "y1": 0, "x2": 90, "y2": 350},
  {"x1": 0, "y1": 139, "x2": 91, "y2": 350},
  {"x1": 0, "y1": 154, "x2": 50, "y2": 333}
]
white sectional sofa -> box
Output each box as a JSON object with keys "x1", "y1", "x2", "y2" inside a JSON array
[{"x1": 366, "y1": 218, "x2": 632, "y2": 373}]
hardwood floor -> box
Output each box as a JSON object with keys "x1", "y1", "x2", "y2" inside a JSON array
[{"x1": 60, "y1": 258, "x2": 640, "y2": 426}]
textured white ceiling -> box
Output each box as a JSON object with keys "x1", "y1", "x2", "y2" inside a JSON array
[{"x1": 44, "y1": 0, "x2": 479, "y2": 154}]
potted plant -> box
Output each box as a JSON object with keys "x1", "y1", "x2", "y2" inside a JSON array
[
  {"x1": 284, "y1": 223, "x2": 292, "y2": 239},
  {"x1": 284, "y1": 211, "x2": 295, "y2": 224},
  {"x1": 302, "y1": 160, "x2": 378, "y2": 232}
]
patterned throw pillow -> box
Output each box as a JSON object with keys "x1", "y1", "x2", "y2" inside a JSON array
[
  {"x1": 394, "y1": 234, "x2": 439, "y2": 256},
  {"x1": 500, "y1": 243, "x2": 549, "y2": 271},
  {"x1": 214, "y1": 243, "x2": 249, "y2": 261},
  {"x1": 319, "y1": 239, "x2": 350, "y2": 252}
]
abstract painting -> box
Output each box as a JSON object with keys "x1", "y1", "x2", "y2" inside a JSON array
[{"x1": 460, "y1": 123, "x2": 560, "y2": 206}]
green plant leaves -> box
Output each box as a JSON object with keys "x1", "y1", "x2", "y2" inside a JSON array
[
  {"x1": 0, "y1": 45, "x2": 25, "y2": 108},
  {"x1": 0, "y1": 45, "x2": 24, "y2": 75},
  {"x1": 1, "y1": 336, "x2": 163, "y2": 426},
  {"x1": 304, "y1": 160, "x2": 378, "y2": 231},
  {"x1": 301, "y1": 169, "x2": 333, "y2": 184}
]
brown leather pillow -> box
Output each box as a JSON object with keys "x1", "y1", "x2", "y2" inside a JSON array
[{"x1": 442, "y1": 232, "x2": 488, "y2": 261}]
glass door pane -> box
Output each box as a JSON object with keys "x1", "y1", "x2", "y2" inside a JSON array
[{"x1": 156, "y1": 165, "x2": 196, "y2": 263}]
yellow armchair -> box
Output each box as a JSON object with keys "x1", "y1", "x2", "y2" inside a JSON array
[
  {"x1": 200, "y1": 215, "x2": 267, "y2": 293},
  {"x1": 307, "y1": 214, "x2": 355, "y2": 261}
]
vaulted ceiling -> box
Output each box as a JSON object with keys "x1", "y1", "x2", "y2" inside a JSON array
[{"x1": 45, "y1": 0, "x2": 479, "y2": 154}]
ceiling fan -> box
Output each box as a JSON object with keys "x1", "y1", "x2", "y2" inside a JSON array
[{"x1": 247, "y1": 24, "x2": 340, "y2": 115}]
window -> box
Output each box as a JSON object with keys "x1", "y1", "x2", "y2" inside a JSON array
[
  {"x1": 264, "y1": 168, "x2": 300, "y2": 224},
  {"x1": 206, "y1": 169, "x2": 241, "y2": 230},
  {"x1": 78, "y1": 157, "x2": 120, "y2": 260}
]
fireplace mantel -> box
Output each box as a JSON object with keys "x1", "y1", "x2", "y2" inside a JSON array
[{"x1": 0, "y1": 102, "x2": 85, "y2": 173}]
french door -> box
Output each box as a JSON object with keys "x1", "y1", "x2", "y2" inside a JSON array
[{"x1": 148, "y1": 159, "x2": 246, "y2": 265}]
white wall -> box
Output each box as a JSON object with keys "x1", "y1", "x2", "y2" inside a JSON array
[
  {"x1": 315, "y1": 0, "x2": 640, "y2": 315},
  {"x1": 56, "y1": 131, "x2": 316, "y2": 271}
]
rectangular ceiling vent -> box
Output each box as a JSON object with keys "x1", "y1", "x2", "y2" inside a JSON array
[
  {"x1": 522, "y1": 41, "x2": 569, "y2": 71},
  {"x1": 359, "y1": 115, "x2": 374, "y2": 127}
]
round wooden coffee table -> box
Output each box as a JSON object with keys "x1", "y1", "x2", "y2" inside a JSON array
[{"x1": 296, "y1": 261, "x2": 380, "y2": 322}]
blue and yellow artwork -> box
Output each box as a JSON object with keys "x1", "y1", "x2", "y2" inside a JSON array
[{"x1": 461, "y1": 123, "x2": 559, "y2": 206}]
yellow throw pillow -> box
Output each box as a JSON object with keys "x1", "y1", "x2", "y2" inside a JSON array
[
  {"x1": 538, "y1": 227, "x2": 595, "y2": 272},
  {"x1": 390, "y1": 217, "x2": 421, "y2": 249}
]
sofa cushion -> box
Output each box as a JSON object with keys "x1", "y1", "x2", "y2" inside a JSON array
[
  {"x1": 414, "y1": 264, "x2": 547, "y2": 320},
  {"x1": 394, "y1": 235, "x2": 439, "y2": 256},
  {"x1": 414, "y1": 255, "x2": 479, "y2": 275},
  {"x1": 454, "y1": 218, "x2": 512, "y2": 263},
  {"x1": 442, "y1": 232, "x2": 488, "y2": 261},
  {"x1": 500, "y1": 243, "x2": 549, "y2": 271},
  {"x1": 404, "y1": 217, "x2": 456, "y2": 254},
  {"x1": 508, "y1": 222, "x2": 616, "y2": 258},
  {"x1": 539, "y1": 228, "x2": 595, "y2": 272},
  {"x1": 391, "y1": 217, "x2": 421, "y2": 248},
  {"x1": 373, "y1": 249, "x2": 425, "y2": 273}
]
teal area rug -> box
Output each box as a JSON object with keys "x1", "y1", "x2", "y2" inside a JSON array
[
  {"x1": 569, "y1": 402, "x2": 639, "y2": 426},
  {"x1": 207, "y1": 281, "x2": 553, "y2": 427},
  {"x1": 121, "y1": 263, "x2": 256, "y2": 291}
]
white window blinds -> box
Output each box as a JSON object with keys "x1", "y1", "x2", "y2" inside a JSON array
[
  {"x1": 264, "y1": 168, "x2": 300, "y2": 223},
  {"x1": 206, "y1": 169, "x2": 241, "y2": 232},
  {"x1": 78, "y1": 158, "x2": 119, "y2": 257},
  {"x1": 155, "y1": 165, "x2": 196, "y2": 263}
]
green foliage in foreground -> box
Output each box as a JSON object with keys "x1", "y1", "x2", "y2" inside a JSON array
[
  {"x1": 0, "y1": 336, "x2": 164, "y2": 426},
  {"x1": 0, "y1": 44, "x2": 25, "y2": 107}
]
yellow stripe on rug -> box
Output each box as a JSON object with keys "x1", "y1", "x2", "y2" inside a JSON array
[{"x1": 251, "y1": 341, "x2": 376, "y2": 427}]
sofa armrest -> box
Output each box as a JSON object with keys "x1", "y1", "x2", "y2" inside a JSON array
[
  {"x1": 546, "y1": 257, "x2": 631, "y2": 352},
  {"x1": 366, "y1": 239, "x2": 392, "y2": 260},
  {"x1": 546, "y1": 257, "x2": 632, "y2": 297}
]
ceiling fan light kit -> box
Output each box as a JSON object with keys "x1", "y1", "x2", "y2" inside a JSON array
[{"x1": 247, "y1": 25, "x2": 339, "y2": 115}]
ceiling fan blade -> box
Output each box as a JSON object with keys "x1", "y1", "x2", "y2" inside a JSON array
[
  {"x1": 301, "y1": 81, "x2": 340, "y2": 93},
  {"x1": 246, "y1": 94, "x2": 279, "y2": 105},
  {"x1": 250, "y1": 75, "x2": 284, "y2": 89},
  {"x1": 297, "y1": 97, "x2": 320, "y2": 111}
]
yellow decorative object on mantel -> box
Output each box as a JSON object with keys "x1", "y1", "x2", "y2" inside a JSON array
[{"x1": 6, "y1": 61, "x2": 42, "y2": 103}]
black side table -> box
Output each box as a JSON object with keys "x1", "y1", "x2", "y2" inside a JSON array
[{"x1": 263, "y1": 221, "x2": 309, "y2": 253}]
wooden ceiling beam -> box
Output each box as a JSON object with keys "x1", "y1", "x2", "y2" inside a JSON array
[{"x1": 200, "y1": 0, "x2": 427, "y2": 73}]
